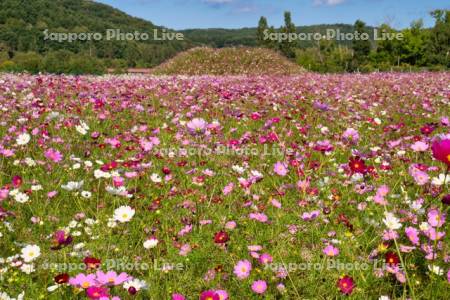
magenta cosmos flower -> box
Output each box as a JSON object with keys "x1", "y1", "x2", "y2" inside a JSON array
[
  {"x1": 44, "y1": 148, "x2": 63, "y2": 162},
  {"x1": 251, "y1": 280, "x2": 267, "y2": 294},
  {"x1": 200, "y1": 290, "x2": 220, "y2": 300},
  {"x1": 172, "y1": 294, "x2": 185, "y2": 300},
  {"x1": 432, "y1": 139, "x2": 450, "y2": 166},
  {"x1": 337, "y1": 275, "x2": 355, "y2": 295},
  {"x1": 233, "y1": 260, "x2": 252, "y2": 279},
  {"x1": 186, "y1": 118, "x2": 207, "y2": 135},
  {"x1": 86, "y1": 286, "x2": 109, "y2": 299}
]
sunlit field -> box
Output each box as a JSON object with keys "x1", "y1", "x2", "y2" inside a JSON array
[{"x1": 0, "y1": 72, "x2": 449, "y2": 300}]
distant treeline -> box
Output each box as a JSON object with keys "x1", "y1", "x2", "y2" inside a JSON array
[{"x1": 256, "y1": 10, "x2": 449, "y2": 72}]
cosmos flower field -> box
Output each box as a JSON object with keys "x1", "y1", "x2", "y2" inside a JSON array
[{"x1": 0, "y1": 72, "x2": 449, "y2": 300}]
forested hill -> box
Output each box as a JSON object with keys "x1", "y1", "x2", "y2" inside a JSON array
[{"x1": 0, "y1": 0, "x2": 191, "y2": 68}]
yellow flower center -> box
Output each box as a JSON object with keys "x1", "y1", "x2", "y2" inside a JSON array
[{"x1": 82, "y1": 281, "x2": 90, "y2": 288}]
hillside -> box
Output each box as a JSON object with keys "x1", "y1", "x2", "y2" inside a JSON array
[
  {"x1": 151, "y1": 47, "x2": 304, "y2": 75},
  {"x1": 0, "y1": 0, "x2": 191, "y2": 67}
]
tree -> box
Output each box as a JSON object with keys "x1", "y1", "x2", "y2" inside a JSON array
[
  {"x1": 280, "y1": 11, "x2": 296, "y2": 58},
  {"x1": 256, "y1": 16, "x2": 268, "y2": 46},
  {"x1": 351, "y1": 20, "x2": 371, "y2": 70},
  {"x1": 427, "y1": 9, "x2": 450, "y2": 67}
]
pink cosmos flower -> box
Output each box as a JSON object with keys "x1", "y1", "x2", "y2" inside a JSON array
[
  {"x1": 186, "y1": 118, "x2": 208, "y2": 135},
  {"x1": 222, "y1": 182, "x2": 234, "y2": 195},
  {"x1": 233, "y1": 260, "x2": 252, "y2": 279},
  {"x1": 411, "y1": 141, "x2": 429, "y2": 152},
  {"x1": 259, "y1": 253, "x2": 273, "y2": 264},
  {"x1": 251, "y1": 280, "x2": 267, "y2": 294},
  {"x1": 301, "y1": 210, "x2": 320, "y2": 221},
  {"x1": 405, "y1": 227, "x2": 420, "y2": 245},
  {"x1": 68, "y1": 273, "x2": 96, "y2": 289},
  {"x1": 179, "y1": 243, "x2": 191, "y2": 256},
  {"x1": 342, "y1": 128, "x2": 359, "y2": 144},
  {"x1": 427, "y1": 209, "x2": 445, "y2": 227},
  {"x1": 224, "y1": 221, "x2": 236, "y2": 230},
  {"x1": 96, "y1": 270, "x2": 130, "y2": 286},
  {"x1": 249, "y1": 212, "x2": 268, "y2": 223},
  {"x1": 323, "y1": 245, "x2": 339, "y2": 257},
  {"x1": 172, "y1": 294, "x2": 186, "y2": 300},
  {"x1": 447, "y1": 269, "x2": 450, "y2": 283},
  {"x1": 215, "y1": 290, "x2": 228, "y2": 300},
  {"x1": 273, "y1": 161, "x2": 288, "y2": 176},
  {"x1": 0, "y1": 189, "x2": 8, "y2": 200},
  {"x1": 44, "y1": 148, "x2": 63, "y2": 162},
  {"x1": 410, "y1": 168, "x2": 429, "y2": 186}
]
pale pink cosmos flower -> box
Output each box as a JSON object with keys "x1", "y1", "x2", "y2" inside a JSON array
[
  {"x1": 411, "y1": 141, "x2": 429, "y2": 152},
  {"x1": 249, "y1": 212, "x2": 268, "y2": 223},
  {"x1": 427, "y1": 209, "x2": 445, "y2": 228},
  {"x1": 251, "y1": 280, "x2": 267, "y2": 294},
  {"x1": 342, "y1": 128, "x2": 359, "y2": 144},
  {"x1": 234, "y1": 260, "x2": 252, "y2": 279},
  {"x1": 273, "y1": 161, "x2": 288, "y2": 176},
  {"x1": 222, "y1": 182, "x2": 234, "y2": 195}
]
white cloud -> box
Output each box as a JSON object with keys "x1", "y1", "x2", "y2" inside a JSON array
[{"x1": 313, "y1": 0, "x2": 347, "y2": 6}]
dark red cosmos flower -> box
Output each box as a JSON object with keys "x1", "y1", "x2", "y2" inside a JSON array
[
  {"x1": 214, "y1": 231, "x2": 229, "y2": 244},
  {"x1": 337, "y1": 275, "x2": 355, "y2": 295},
  {"x1": 431, "y1": 139, "x2": 450, "y2": 166},
  {"x1": 348, "y1": 157, "x2": 367, "y2": 174},
  {"x1": 200, "y1": 290, "x2": 220, "y2": 300},
  {"x1": 54, "y1": 273, "x2": 69, "y2": 284},
  {"x1": 385, "y1": 251, "x2": 400, "y2": 266},
  {"x1": 420, "y1": 124, "x2": 435, "y2": 135},
  {"x1": 442, "y1": 194, "x2": 450, "y2": 206},
  {"x1": 83, "y1": 257, "x2": 101, "y2": 269},
  {"x1": 101, "y1": 161, "x2": 118, "y2": 172},
  {"x1": 86, "y1": 286, "x2": 109, "y2": 299},
  {"x1": 162, "y1": 167, "x2": 171, "y2": 175}
]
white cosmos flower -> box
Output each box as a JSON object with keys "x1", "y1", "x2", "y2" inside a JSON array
[
  {"x1": 113, "y1": 206, "x2": 135, "y2": 223},
  {"x1": 61, "y1": 181, "x2": 84, "y2": 191},
  {"x1": 428, "y1": 265, "x2": 444, "y2": 275},
  {"x1": 431, "y1": 174, "x2": 449, "y2": 186},
  {"x1": 14, "y1": 192, "x2": 29, "y2": 204},
  {"x1": 123, "y1": 278, "x2": 148, "y2": 291},
  {"x1": 94, "y1": 169, "x2": 111, "y2": 179},
  {"x1": 143, "y1": 238, "x2": 159, "y2": 249},
  {"x1": 75, "y1": 121, "x2": 89, "y2": 135},
  {"x1": 16, "y1": 133, "x2": 30, "y2": 146},
  {"x1": 14, "y1": 192, "x2": 30, "y2": 203},
  {"x1": 232, "y1": 165, "x2": 245, "y2": 174},
  {"x1": 20, "y1": 245, "x2": 40, "y2": 262},
  {"x1": 383, "y1": 212, "x2": 402, "y2": 230},
  {"x1": 81, "y1": 191, "x2": 92, "y2": 198},
  {"x1": 20, "y1": 263, "x2": 35, "y2": 274},
  {"x1": 150, "y1": 173, "x2": 162, "y2": 183}
]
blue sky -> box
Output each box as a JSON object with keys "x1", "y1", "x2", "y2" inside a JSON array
[{"x1": 96, "y1": 0, "x2": 449, "y2": 30}]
